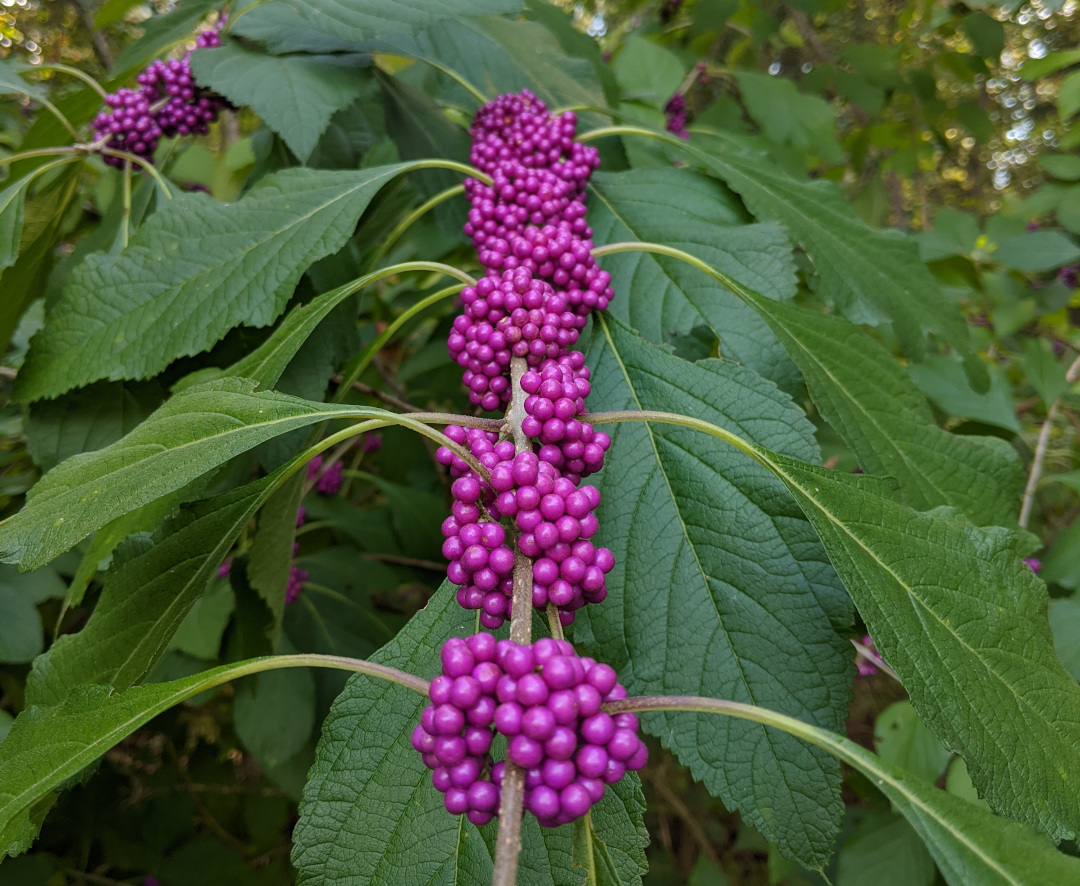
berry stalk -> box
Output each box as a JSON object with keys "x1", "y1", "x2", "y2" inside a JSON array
[{"x1": 492, "y1": 357, "x2": 535, "y2": 886}]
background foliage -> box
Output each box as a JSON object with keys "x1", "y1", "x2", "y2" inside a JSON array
[{"x1": 2, "y1": 1, "x2": 1080, "y2": 884}]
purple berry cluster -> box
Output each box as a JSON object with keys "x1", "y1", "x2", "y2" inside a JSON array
[
  {"x1": 92, "y1": 16, "x2": 226, "y2": 168},
  {"x1": 307, "y1": 454, "x2": 344, "y2": 496},
  {"x1": 664, "y1": 93, "x2": 689, "y2": 139},
  {"x1": 419, "y1": 91, "x2": 646, "y2": 828},
  {"x1": 437, "y1": 429, "x2": 613, "y2": 628},
  {"x1": 412, "y1": 635, "x2": 646, "y2": 826}
]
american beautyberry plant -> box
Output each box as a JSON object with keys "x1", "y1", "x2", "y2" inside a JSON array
[{"x1": 0, "y1": 2, "x2": 1079, "y2": 885}]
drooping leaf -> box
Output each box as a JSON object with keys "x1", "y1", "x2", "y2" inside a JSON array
[
  {"x1": 835, "y1": 812, "x2": 937, "y2": 886},
  {"x1": 684, "y1": 132, "x2": 974, "y2": 364},
  {"x1": 234, "y1": 663, "x2": 316, "y2": 768},
  {"x1": 26, "y1": 381, "x2": 163, "y2": 472},
  {"x1": 0, "y1": 172, "x2": 31, "y2": 273},
  {"x1": 0, "y1": 163, "x2": 81, "y2": 357},
  {"x1": 0, "y1": 655, "x2": 345, "y2": 858},
  {"x1": 24, "y1": 475, "x2": 275, "y2": 707},
  {"x1": 246, "y1": 471, "x2": 305, "y2": 629},
  {"x1": 293, "y1": 581, "x2": 649, "y2": 886},
  {"x1": 740, "y1": 449, "x2": 1080, "y2": 842},
  {"x1": 112, "y1": 0, "x2": 221, "y2": 74},
  {"x1": 0, "y1": 378, "x2": 400, "y2": 570},
  {"x1": 589, "y1": 168, "x2": 801, "y2": 394},
  {"x1": 731, "y1": 289, "x2": 1022, "y2": 524},
  {"x1": 189, "y1": 42, "x2": 371, "y2": 160},
  {"x1": 579, "y1": 316, "x2": 851, "y2": 868},
  {"x1": 0, "y1": 585, "x2": 44, "y2": 664},
  {"x1": 907, "y1": 357, "x2": 1020, "y2": 433},
  {"x1": 0, "y1": 58, "x2": 46, "y2": 101},
  {"x1": 873, "y1": 701, "x2": 951, "y2": 784},
  {"x1": 15, "y1": 163, "x2": 431, "y2": 401}
]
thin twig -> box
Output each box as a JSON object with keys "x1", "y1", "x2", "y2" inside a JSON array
[
  {"x1": 492, "y1": 357, "x2": 534, "y2": 886},
  {"x1": 645, "y1": 770, "x2": 726, "y2": 875},
  {"x1": 1019, "y1": 353, "x2": 1080, "y2": 528},
  {"x1": 66, "y1": 0, "x2": 115, "y2": 69}
]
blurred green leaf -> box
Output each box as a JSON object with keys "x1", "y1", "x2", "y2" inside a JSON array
[
  {"x1": 907, "y1": 357, "x2": 1020, "y2": 432},
  {"x1": 837, "y1": 812, "x2": 935, "y2": 886},
  {"x1": 1039, "y1": 154, "x2": 1080, "y2": 181},
  {"x1": 0, "y1": 585, "x2": 43, "y2": 664},
  {"x1": 1048, "y1": 597, "x2": 1080, "y2": 680},
  {"x1": 994, "y1": 231, "x2": 1080, "y2": 273},
  {"x1": 874, "y1": 701, "x2": 951, "y2": 784},
  {"x1": 612, "y1": 36, "x2": 687, "y2": 105},
  {"x1": 1019, "y1": 48, "x2": 1080, "y2": 80}
]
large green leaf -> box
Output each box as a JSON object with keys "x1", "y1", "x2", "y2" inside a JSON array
[
  {"x1": 236, "y1": 0, "x2": 522, "y2": 44},
  {"x1": 368, "y1": 17, "x2": 604, "y2": 110},
  {"x1": 14, "y1": 163, "x2": 430, "y2": 401},
  {"x1": 189, "y1": 42, "x2": 370, "y2": 160},
  {"x1": 24, "y1": 475, "x2": 275, "y2": 707},
  {"x1": 0, "y1": 378, "x2": 401, "y2": 570},
  {"x1": 588, "y1": 168, "x2": 801, "y2": 394},
  {"x1": 579, "y1": 316, "x2": 851, "y2": 868},
  {"x1": 723, "y1": 445, "x2": 1080, "y2": 843},
  {"x1": 684, "y1": 132, "x2": 973, "y2": 363},
  {"x1": 732, "y1": 288, "x2": 1022, "y2": 524},
  {"x1": 293, "y1": 581, "x2": 649, "y2": 886}
]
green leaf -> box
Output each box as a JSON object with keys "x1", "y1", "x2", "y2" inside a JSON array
[
  {"x1": 234, "y1": 665, "x2": 316, "y2": 768},
  {"x1": 113, "y1": 0, "x2": 220, "y2": 74},
  {"x1": 93, "y1": 0, "x2": 145, "y2": 29},
  {"x1": 994, "y1": 231, "x2": 1080, "y2": 272},
  {"x1": 611, "y1": 36, "x2": 686, "y2": 105},
  {"x1": 294, "y1": 580, "x2": 648, "y2": 885},
  {"x1": 0, "y1": 173, "x2": 31, "y2": 273},
  {"x1": 1038, "y1": 154, "x2": 1080, "y2": 181},
  {"x1": 0, "y1": 655, "x2": 350, "y2": 857},
  {"x1": 961, "y1": 12, "x2": 1005, "y2": 60},
  {"x1": 169, "y1": 574, "x2": 235, "y2": 660},
  {"x1": 874, "y1": 701, "x2": 951, "y2": 784},
  {"x1": 748, "y1": 450, "x2": 1080, "y2": 842},
  {"x1": 0, "y1": 585, "x2": 43, "y2": 664},
  {"x1": 1043, "y1": 518, "x2": 1080, "y2": 591},
  {"x1": 0, "y1": 163, "x2": 81, "y2": 357},
  {"x1": 589, "y1": 168, "x2": 801, "y2": 394},
  {"x1": 733, "y1": 291, "x2": 1021, "y2": 524},
  {"x1": 1059, "y1": 70, "x2": 1080, "y2": 121},
  {"x1": 246, "y1": 471, "x2": 304, "y2": 629},
  {"x1": 836, "y1": 812, "x2": 936, "y2": 886},
  {"x1": 580, "y1": 316, "x2": 851, "y2": 868},
  {"x1": 0, "y1": 59, "x2": 46, "y2": 101},
  {"x1": 245, "y1": 0, "x2": 521, "y2": 44},
  {"x1": 0, "y1": 378, "x2": 400, "y2": 570},
  {"x1": 1048, "y1": 597, "x2": 1080, "y2": 681},
  {"x1": 24, "y1": 475, "x2": 275, "y2": 707},
  {"x1": 368, "y1": 17, "x2": 604, "y2": 110},
  {"x1": 26, "y1": 381, "x2": 162, "y2": 473},
  {"x1": 15, "y1": 163, "x2": 427, "y2": 402},
  {"x1": 189, "y1": 42, "x2": 370, "y2": 161},
  {"x1": 734, "y1": 72, "x2": 841, "y2": 163},
  {"x1": 907, "y1": 357, "x2": 1020, "y2": 432},
  {"x1": 1018, "y1": 48, "x2": 1080, "y2": 80},
  {"x1": 1020, "y1": 338, "x2": 1070, "y2": 405},
  {"x1": 685, "y1": 133, "x2": 973, "y2": 362}
]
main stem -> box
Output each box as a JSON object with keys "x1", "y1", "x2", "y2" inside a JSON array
[{"x1": 492, "y1": 357, "x2": 534, "y2": 886}]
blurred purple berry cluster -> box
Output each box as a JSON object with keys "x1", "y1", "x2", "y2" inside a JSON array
[
  {"x1": 412, "y1": 635, "x2": 646, "y2": 825},
  {"x1": 92, "y1": 15, "x2": 227, "y2": 168},
  {"x1": 664, "y1": 93, "x2": 689, "y2": 139}
]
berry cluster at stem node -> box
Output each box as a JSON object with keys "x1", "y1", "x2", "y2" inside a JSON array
[
  {"x1": 412, "y1": 635, "x2": 646, "y2": 827},
  {"x1": 92, "y1": 15, "x2": 227, "y2": 168}
]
